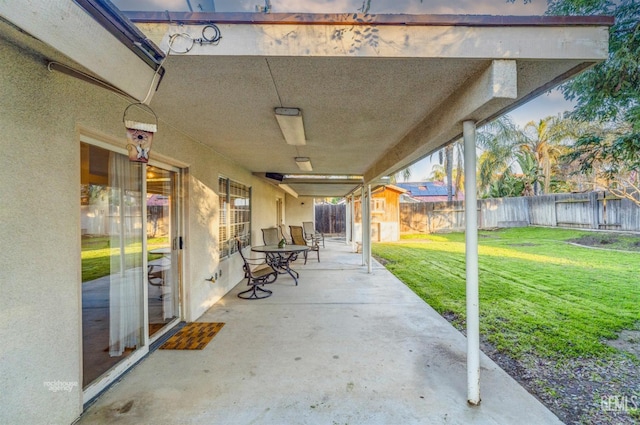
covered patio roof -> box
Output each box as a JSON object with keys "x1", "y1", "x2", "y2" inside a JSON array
[
  {"x1": 1, "y1": 4, "x2": 610, "y2": 197},
  {"x1": 122, "y1": 12, "x2": 610, "y2": 197}
]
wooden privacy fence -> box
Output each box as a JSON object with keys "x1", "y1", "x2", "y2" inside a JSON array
[
  {"x1": 400, "y1": 192, "x2": 640, "y2": 234},
  {"x1": 315, "y1": 203, "x2": 346, "y2": 234}
]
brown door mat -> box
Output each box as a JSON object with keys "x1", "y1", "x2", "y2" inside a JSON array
[
  {"x1": 148, "y1": 322, "x2": 166, "y2": 336},
  {"x1": 159, "y1": 322, "x2": 225, "y2": 350}
]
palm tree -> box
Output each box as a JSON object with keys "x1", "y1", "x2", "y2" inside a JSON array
[
  {"x1": 390, "y1": 166, "x2": 412, "y2": 183},
  {"x1": 429, "y1": 164, "x2": 446, "y2": 182},
  {"x1": 453, "y1": 141, "x2": 464, "y2": 198},
  {"x1": 434, "y1": 139, "x2": 464, "y2": 200},
  {"x1": 445, "y1": 144, "x2": 454, "y2": 201},
  {"x1": 520, "y1": 116, "x2": 570, "y2": 194},
  {"x1": 476, "y1": 116, "x2": 522, "y2": 195},
  {"x1": 488, "y1": 169, "x2": 525, "y2": 198},
  {"x1": 515, "y1": 150, "x2": 542, "y2": 195}
]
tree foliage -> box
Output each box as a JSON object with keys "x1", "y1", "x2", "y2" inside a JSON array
[
  {"x1": 390, "y1": 167, "x2": 412, "y2": 183},
  {"x1": 562, "y1": 122, "x2": 640, "y2": 205},
  {"x1": 502, "y1": 0, "x2": 640, "y2": 203},
  {"x1": 476, "y1": 115, "x2": 588, "y2": 198},
  {"x1": 443, "y1": 142, "x2": 464, "y2": 201},
  {"x1": 477, "y1": 117, "x2": 519, "y2": 192},
  {"x1": 505, "y1": 0, "x2": 639, "y2": 129},
  {"x1": 488, "y1": 169, "x2": 526, "y2": 198},
  {"x1": 544, "y1": 0, "x2": 640, "y2": 204},
  {"x1": 520, "y1": 116, "x2": 572, "y2": 194},
  {"x1": 429, "y1": 164, "x2": 446, "y2": 182},
  {"x1": 546, "y1": 0, "x2": 640, "y2": 131}
]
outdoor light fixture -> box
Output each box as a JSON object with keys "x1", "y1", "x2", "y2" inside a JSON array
[
  {"x1": 295, "y1": 157, "x2": 313, "y2": 171},
  {"x1": 275, "y1": 107, "x2": 306, "y2": 145}
]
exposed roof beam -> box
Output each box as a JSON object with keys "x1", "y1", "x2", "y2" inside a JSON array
[
  {"x1": 133, "y1": 21, "x2": 609, "y2": 61},
  {"x1": 125, "y1": 11, "x2": 613, "y2": 27},
  {"x1": 277, "y1": 184, "x2": 298, "y2": 198},
  {"x1": 364, "y1": 60, "x2": 518, "y2": 183}
]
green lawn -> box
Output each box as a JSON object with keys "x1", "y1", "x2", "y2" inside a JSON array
[
  {"x1": 81, "y1": 236, "x2": 168, "y2": 282},
  {"x1": 372, "y1": 227, "x2": 640, "y2": 360}
]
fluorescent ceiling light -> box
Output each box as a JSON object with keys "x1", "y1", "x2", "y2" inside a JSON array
[
  {"x1": 295, "y1": 157, "x2": 313, "y2": 171},
  {"x1": 275, "y1": 107, "x2": 306, "y2": 145},
  {"x1": 284, "y1": 174, "x2": 363, "y2": 180}
]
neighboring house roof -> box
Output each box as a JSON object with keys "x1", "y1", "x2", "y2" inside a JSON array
[
  {"x1": 371, "y1": 184, "x2": 408, "y2": 196},
  {"x1": 396, "y1": 182, "x2": 464, "y2": 201},
  {"x1": 384, "y1": 184, "x2": 408, "y2": 194},
  {"x1": 399, "y1": 194, "x2": 421, "y2": 203}
]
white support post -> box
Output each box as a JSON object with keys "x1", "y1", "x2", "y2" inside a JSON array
[
  {"x1": 367, "y1": 184, "x2": 372, "y2": 274},
  {"x1": 361, "y1": 186, "x2": 366, "y2": 266},
  {"x1": 351, "y1": 194, "x2": 357, "y2": 251},
  {"x1": 463, "y1": 120, "x2": 481, "y2": 406},
  {"x1": 345, "y1": 195, "x2": 352, "y2": 245}
]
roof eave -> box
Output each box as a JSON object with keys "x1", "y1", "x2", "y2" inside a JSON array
[{"x1": 124, "y1": 11, "x2": 614, "y2": 27}]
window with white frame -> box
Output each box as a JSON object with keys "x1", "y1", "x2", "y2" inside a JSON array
[
  {"x1": 372, "y1": 198, "x2": 385, "y2": 213},
  {"x1": 219, "y1": 177, "x2": 251, "y2": 258}
]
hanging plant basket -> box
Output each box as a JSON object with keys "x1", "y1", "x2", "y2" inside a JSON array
[{"x1": 123, "y1": 103, "x2": 158, "y2": 163}]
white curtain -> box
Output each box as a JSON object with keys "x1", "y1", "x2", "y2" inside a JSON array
[
  {"x1": 108, "y1": 153, "x2": 143, "y2": 357},
  {"x1": 163, "y1": 264, "x2": 174, "y2": 320},
  {"x1": 158, "y1": 176, "x2": 175, "y2": 320}
]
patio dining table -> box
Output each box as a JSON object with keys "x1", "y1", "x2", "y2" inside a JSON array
[{"x1": 251, "y1": 244, "x2": 309, "y2": 286}]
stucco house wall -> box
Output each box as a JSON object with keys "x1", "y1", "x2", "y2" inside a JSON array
[
  {"x1": 2, "y1": 37, "x2": 110, "y2": 425},
  {"x1": 0, "y1": 34, "x2": 295, "y2": 424},
  {"x1": 284, "y1": 195, "x2": 315, "y2": 229}
]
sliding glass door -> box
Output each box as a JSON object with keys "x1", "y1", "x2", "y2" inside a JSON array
[
  {"x1": 80, "y1": 141, "x2": 183, "y2": 401},
  {"x1": 146, "y1": 165, "x2": 180, "y2": 339},
  {"x1": 81, "y1": 143, "x2": 146, "y2": 391}
]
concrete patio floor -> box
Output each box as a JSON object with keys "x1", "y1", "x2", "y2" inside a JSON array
[{"x1": 77, "y1": 238, "x2": 562, "y2": 425}]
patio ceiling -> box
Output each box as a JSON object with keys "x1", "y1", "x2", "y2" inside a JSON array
[
  {"x1": 2, "y1": 5, "x2": 611, "y2": 198},
  {"x1": 125, "y1": 13, "x2": 610, "y2": 198}
]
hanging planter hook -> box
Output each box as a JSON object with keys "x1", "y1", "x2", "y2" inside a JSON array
[{"x1": 123, "y1": 102, "x2": 158, "y2": 130}]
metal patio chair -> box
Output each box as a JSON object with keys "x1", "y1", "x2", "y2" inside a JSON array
[
  {"x1": 148, "y1": 265, "x2": 164, "y2": 287},
  {"x1": 278, "y1": 224, "x2": 293, "y2": 244},
  {"x1": 303, "y1": 221, "x2": 324, "y2": 248},
  {"x1": 290, "y1": 225, "x2": 320, "y2": 264},
  {"x1": 262, "y1": 227, "x2": 292, "y2": 268},
  {"x1": 262, "y1": 227, "x2": 280, "y2": 245},
  {"x1": 236, "y1": 239, "x2": 278, "y2": 299}
]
